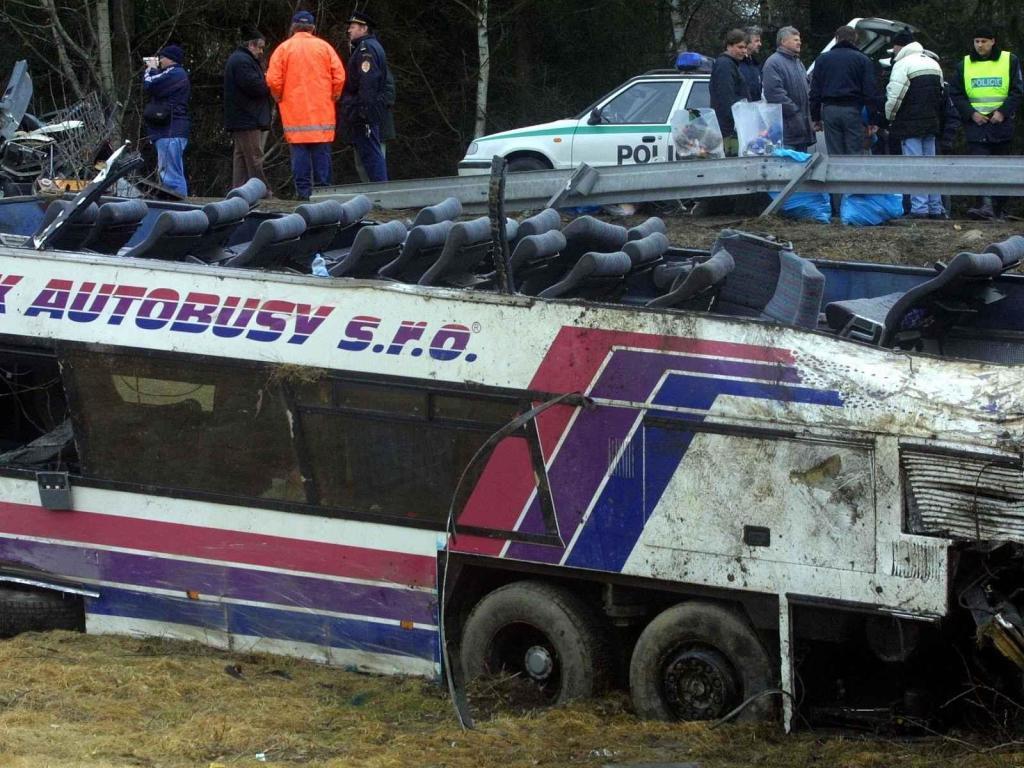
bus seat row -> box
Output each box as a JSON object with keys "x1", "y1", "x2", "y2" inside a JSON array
[
  {"x1": 825, "y1": 236, "x2": 1024, "y2": 347},
  {"x1": 35, "y1": 199, "x2": 148, "y2": 254}
]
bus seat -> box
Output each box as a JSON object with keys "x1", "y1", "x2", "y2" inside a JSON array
[
  {"x1": 226, "y1": 178, "x2": 268, "y2": 208},
  {"x1": 760, "y1": 250, "x2": 825, "y2": 329},
  {"x1": 222, "y1": 213, "x2": 307, "y2": 269},
  {"x1": 288, "y1": 200, "x2": 345, "y2": 269},
  {"x1": 35, "y1": 200, "x2": 99, "y2": 251},
  {"x1": 81, "y1": 200, "x2": 148, "y2": 254},
  {"x1": 520, "y1": 215, "x2": 627, "y2": 295},
  {"x1": 537, "y1": 250, "x2": 632, "y2": 299},
  {"x1": 190, "y1": 196, "x2": 250, "y2": 262},
  {"x1": 646, "y1": 248, "x2": 735, "y2": 310},
  {"x1": 120, "y1": 209, "x2": 210, "y2": 261},
  {"x1": 411, "y1": 196, "x2": 462, "y2": 227},
  {"x1": 419, "y1": 216, "x2": 493, "y2": 287},
  {"x1": 627, "y1": 216, "x2": 667, "y2": 241},
  {"x1": 379, "y1": 220, "x2": 453, "y2": 281},
  {"x1": 328, "y1": 219, "x2": 408, "y2": 278},
  {"x1": 825, "y1": 250, "x2": 1004, "y2": 346}
]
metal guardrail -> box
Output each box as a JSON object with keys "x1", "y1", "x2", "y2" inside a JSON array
[{"x1": 312, "y1": 155, "x2": 1024, "y2": 213}]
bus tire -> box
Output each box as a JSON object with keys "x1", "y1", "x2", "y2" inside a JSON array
[
  {"x1": 629, "y1": 601, "x2": 774, "y2": 722},
  {"x1": 507, "y1": 156, "x2": 549, "y2": 173},
  {"x1": 0, "y1": 587, "x2": 84, "y2": 638},
  {"x1": 460, "y1": 580, "x2": 608, "y2": 705}
]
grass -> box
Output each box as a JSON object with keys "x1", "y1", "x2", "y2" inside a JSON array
[{"x1": 0, "y1": 632, "x2": 1022, "y2": 767}]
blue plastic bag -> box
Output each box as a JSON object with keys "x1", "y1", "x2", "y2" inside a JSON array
[
  {"x1": 768, "y1": 148, "x2": 831, "y2": 223},
  {"x1": 840, "y1": 194, "x2": 904, "y2": 226}
]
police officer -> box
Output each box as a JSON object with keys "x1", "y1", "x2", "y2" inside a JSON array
[
  {"x1": 341, "y1": 10, "x2": 390, "y2": 182},
  {"x1": 949, "y1": 26, "x2": 1024, "y2": 219}
]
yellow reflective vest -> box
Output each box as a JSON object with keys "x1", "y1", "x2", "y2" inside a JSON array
[{"x1": 963, "y1": 52, "x2": 1011, "y2": 114}]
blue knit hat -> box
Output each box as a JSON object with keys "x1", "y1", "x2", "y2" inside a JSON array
[
  {"x1": 159, "y1": 44, "x2": 184, "y2": 64},
  {"x1": 292, "y1": 10, "x2": 314, "y2": 24}
]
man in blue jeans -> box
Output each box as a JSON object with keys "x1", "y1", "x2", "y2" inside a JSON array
[
  {"x1": 142, "y1": 45, "x2": 191, "y2": 196},
  {"x1": 885, "y1": 30, "x2": 945, "y2": 218}
]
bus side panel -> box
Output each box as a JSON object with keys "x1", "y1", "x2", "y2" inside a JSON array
[{"x1": 0, "y1": 477, "x2": 441, "y2": 677}]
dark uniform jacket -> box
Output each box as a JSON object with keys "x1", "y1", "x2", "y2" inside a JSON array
[
  {"x1": 341, "y1": 34, "x2": 391, "y2": 130},
  {"x1": 223, "y1": 46, "x2": 272, "y2": 132},
  {"x1": 709, "y1": 53, "x2": 745, "y2": 137},
  {"x1": 142, "y1": 64, "x2": 191, "y2": 141},
  {"x1": 808, "y1": 41, "x2": 880, "y2": 122},
  {"x1": 738, "y1": 56, "x2": 762, "y2": 101},
  {"x1": 949, "y1": 46, "x2": 1024, "y2": 144}
]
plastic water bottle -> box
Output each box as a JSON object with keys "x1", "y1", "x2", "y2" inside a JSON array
[{"x1": 311, "y1": 254, "x2": 329, "y2": 277}]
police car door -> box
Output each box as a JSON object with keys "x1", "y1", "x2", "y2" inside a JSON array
[{"x1": 571, "y1": 79, "x2": 685, "y2": 168}]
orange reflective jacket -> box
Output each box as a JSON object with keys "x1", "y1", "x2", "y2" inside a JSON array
[{"x1": 267, "y1": 32, "x2": 346, "y2": 143}]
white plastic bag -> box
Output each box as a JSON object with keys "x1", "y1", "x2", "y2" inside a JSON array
[
  {"x1": 670, "y1": 108, "x2": 725, "y2": 159},
  {"x1": 732, "y1": 101, "x2": 784, "y2": 157}
]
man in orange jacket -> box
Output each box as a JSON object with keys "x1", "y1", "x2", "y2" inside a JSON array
[{"x1": 267, "y1": 11, "x2": 346, "y2": 199}]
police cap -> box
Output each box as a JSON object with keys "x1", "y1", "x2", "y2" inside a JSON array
[{"x1": 347, "y1": 10, "x2": 375, "y2": 27}]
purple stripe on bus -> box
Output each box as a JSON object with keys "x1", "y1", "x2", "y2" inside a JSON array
[
  {"x1": 506, "y1": 404, "x2": 638, "y2": 564},
  {"x1": 0, "y1": 537, "x2": 436, "y2": 625}
]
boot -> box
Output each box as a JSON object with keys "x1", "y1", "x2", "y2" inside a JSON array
[{"x1": 967, "y1": 196, "x2": 995, "y2": 220}]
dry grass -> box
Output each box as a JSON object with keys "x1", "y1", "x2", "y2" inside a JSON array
[{"x1": 0, "y1": 632, "x2": 1021, "y2": 767}]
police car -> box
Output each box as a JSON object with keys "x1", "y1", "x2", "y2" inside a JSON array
[
  {"x1": 458, "y1": 18, "x2": 917, "y2": 176},
  {"x1": 457, "y1": 52, "x2": 712, "y2": 176}
]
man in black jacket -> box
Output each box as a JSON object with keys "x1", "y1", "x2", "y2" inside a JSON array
[
  {"x1": 223, "y1": 30, "x2": 273, "y2": 193},
  {"x1": 809, "y1": 26, "x2": 880, "y2": 155},
  {"x1": 948, "y1": 27, "x2": 1024, "y2": 219},
  {"x1": 341, "y1": 10, "x2": 390, "y2": 182},
  {"x1": 709, "y1": 29, "x2": 748, "y2": 153}
]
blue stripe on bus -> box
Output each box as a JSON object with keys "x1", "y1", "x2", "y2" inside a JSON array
[
  {"x1": 87, "y1": 587, "x2": 439, "y2": 661},
  {"x1": 565, "y1": 374, "x2": 843, "y2": 571}
]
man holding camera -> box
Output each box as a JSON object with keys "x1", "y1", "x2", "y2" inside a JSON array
[{"x1": 142, "y1": 45, "x2": 191, "y2": 196}]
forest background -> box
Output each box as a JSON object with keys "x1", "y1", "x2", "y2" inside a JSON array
[{"x1": 0, "y1": 0, "x2": 1019, "y2": 196}]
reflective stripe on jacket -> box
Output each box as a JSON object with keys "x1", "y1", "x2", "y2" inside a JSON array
[
  {"x1": 964, "y1": 51, "x2": 1011, "y2": 114},
  {"x1": 266, "y1": 32, "x2": 346, "y2": 143}
]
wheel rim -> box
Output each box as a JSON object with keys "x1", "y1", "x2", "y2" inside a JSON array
[
  {"x1": 662, "y1": 646, "x2": 739, "y2": 720},
  {"x1": 486, "y1": 622, "x2": 562, "y2": 701}
]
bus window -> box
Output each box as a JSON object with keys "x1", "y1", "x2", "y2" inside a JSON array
[
  {"x1": 66, "y1": 351, "x2": 303, "y2": 503},
  {"x1": 0, "y1": 345, "x2": 75, "y2": 470},
  {"x1": 297, "y1": 381, "x2": 522, "y2": 524}
]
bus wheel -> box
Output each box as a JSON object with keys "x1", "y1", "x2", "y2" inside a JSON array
[
  {"x1": 460, "y1": 580, "x2": 608, "y2": 706},
  {"x1": 0, "y1": 587, "x2": 84, "y2": 638},
  {"x1": 629, "y1": 602, "x2": 773, "y2": 722}
]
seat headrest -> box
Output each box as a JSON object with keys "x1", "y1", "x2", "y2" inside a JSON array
[
  {"x1": 340, "y1": 194, "x2": 373, "y2": 225},
  {"x1": 517, "y1": 208, "x2": 561, "y2": 239},
  {"x1": 296, "y1": 199, "x2": 345, "y2": 227},
  {"x1": 202, "y1": 196, "x2": 250, "y2": 226},
  {"x1": 260, "y1": 212, "x2": 307, "y2": 241},
  {"x1": 511, "y1": 229, "x2": 566, "y2": 266},
  {"x1": 562, "y1": 215, "x2": 627, "y2": 251},
  {"x1": 984, "y1": 236, "x2": 1024, "y2": 269},
  {"x1": 405, "y1": 219, "x2": 454, "y2": 251},
  {"x1": 622, "y1": 231, "x2": 669, "y2": 266},
  {"x1": 95, "y1": 199, "x2": 148, "y2": 225},
  {"x1": 160, "y1": 209, "x2": 209, "y2": 236},
  {"x1": 358, "y1": 219, "x2": 409, "y2": 250},
  {"x1": 627, "y1": 216, "x2": 667, "y2": 241},
  {"x1": 227, "y1": 178, "x2": 268, "y2": 206},
  {"x1": 412, "y1": 197, "x2": 462, "y2": 226}
]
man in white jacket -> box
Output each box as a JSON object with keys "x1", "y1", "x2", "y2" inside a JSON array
[{"x1": 885, "y1": 29, "x2": 945, "y2": 218}]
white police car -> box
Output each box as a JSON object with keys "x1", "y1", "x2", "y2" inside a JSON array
[{"x1": 457, "y1": 53, "x2": 712, "y2": 176}]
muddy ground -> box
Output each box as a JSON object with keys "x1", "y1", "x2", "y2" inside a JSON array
[{"x1": 0, "y1": 631, "x2": 1022, "y2": 768}]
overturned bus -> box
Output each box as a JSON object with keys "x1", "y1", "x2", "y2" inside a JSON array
[{"x1": 0, "y1": 165, "x2": 1020, "y2": 730}]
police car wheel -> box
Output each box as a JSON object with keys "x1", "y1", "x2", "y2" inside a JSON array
[
  {"x1": 629, "y1": 601, "x2": 773, "y2": 722},
  {"x1": 506, "y1": 157, "x2": 549, "y2": 173},
  {"x1": 460, "y1": 580, "x2": 609, "y2": 707}
]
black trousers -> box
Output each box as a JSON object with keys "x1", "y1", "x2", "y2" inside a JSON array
[{"x1": 966, "y1": 140, "x2": 1013, "y2": 212}]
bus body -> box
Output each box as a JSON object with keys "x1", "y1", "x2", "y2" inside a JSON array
[{"x1": 0, "y1": 200, "x2": 1022, "y2": 727}]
